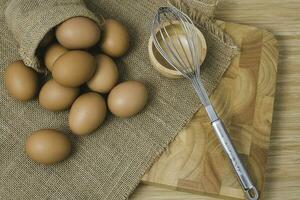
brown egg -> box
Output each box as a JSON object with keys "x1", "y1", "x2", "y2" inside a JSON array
[
  {"x1": 25, "y1": 129, "x2": 71, "y2": 165},
  {"x1": 69, "y1": 92, "x2": 107, "y2": 136},
  {"x1": 100, "y1": 19, "x2": 129, "y2": 57},
  {"x1": 39, "y1": 79, "x2": 79, "y2": 111},
  {"x1": 87, "y1": 54, "x2": 118, "y2": 93},
  {"x1": 52, "y1": 50, "x2": 96, "y2": 87},
  {"x1": 108, "y1": 81, "x2": 148, "y2": 118},
  {"x1": 56, "y1": 17, "x2": 101, "y2": 49},
  {"x1": 4, "y1": 60, "x2": 39, "y2": 101},
  {"x1": 44, "y1": 43, "x2": 68, "y2": 72}
]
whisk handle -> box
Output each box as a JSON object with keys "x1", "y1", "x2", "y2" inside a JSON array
[{"x1": 212, "y1": 119, "x2": 259, "y2": 200}]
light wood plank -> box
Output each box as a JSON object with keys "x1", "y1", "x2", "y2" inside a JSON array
[{"x1": 216, "y1": 0, "x2": 300, "y2": 36}]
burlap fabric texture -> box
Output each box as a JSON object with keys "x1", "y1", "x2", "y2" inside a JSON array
[{"x1": 0, "y1": 0, "x2": 238, "y2": 199}]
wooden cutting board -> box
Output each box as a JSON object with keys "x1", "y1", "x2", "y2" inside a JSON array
[{"x1": 142, "y1": 21, "x2": 278, "y2": 199}]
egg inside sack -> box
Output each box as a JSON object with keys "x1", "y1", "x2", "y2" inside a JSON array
[
  {"x1": 4, "y1": 60, "x2": 39, "y2": 101},
  {"x1": 56, "y1": 16, "x2": 101, "y2": 49},
  {"x1": 69, "y1": 92, "x2": 107, "y2": 136},
  {"x1": 25, "y1": 129, "x2": 71, "y2": 165},
  {"x1": 52, "y1": 50, "x2": 96, "y2": 87},
  {"x1": 108, "y1": 81, "x2": 148, "y2": 118},
  {"x1": 44, "y1": 43, "x2": 68, "y2": 72}
]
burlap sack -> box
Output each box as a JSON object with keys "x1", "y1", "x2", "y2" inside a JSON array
[
  {"x1": 4, "y1": 0, "x2": 104, "y2": 73},
  {"x1": 169, "y1": 0, "x2": 217, "y2": 19},
  {"x1": 0, "y1": 0, "x2": 238, "y2": 199}
]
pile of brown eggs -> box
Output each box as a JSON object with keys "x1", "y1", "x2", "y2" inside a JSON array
[{"x1": 4, "y1": 17, "x2": 148, "y2": 165}]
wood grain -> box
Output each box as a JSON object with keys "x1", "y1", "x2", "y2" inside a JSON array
[
  {"x1": 131, "y1": 0, "x2": 300, "y2": 199},
  {"x1": 142, "y1": 21, "x2": 278, "y2": 199}
]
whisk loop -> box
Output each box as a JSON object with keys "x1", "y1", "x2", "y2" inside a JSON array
[{"x1": 151, "y1": 6, "x2": 259, "y2": 200}]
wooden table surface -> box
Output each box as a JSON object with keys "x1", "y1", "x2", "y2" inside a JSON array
[{"x1": 130, "y1": 0, "x2": 300, "y2": 199}]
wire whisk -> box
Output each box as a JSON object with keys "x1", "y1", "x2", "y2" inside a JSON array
[{"x1": 151, "y1": 6, "x2": 259, "y2": 200}]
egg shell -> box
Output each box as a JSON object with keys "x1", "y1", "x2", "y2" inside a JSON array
[
  {"x1": 87, "y1": 54, "x2": 118, "y2": 93},
  {"x1": 4, "y1": 60, "x2": 39, "y2": 101},
  {"x1": 44, "y1": 43, "x2": 68, "y2": 72},
  {"x1": 25, "y1": 129, "x2": 71, "y2": 165},
  {"x1": 108, "y1": 81, "x2": 148, "y2": 118},
  {"x1": 56, "y1": 17, "x2": 101, "y2": 49},
  {"x1": 100, "y1": 19, "x2": 129, "y2": 57},
  {"x1": 69, "y1": 92, "x2": 107, "y2": 136},
  {"x1": 39, "y1": 79, "x2": 80, "y2": 111},
  {"x1": 52, "y1": 50, "x2": 96, "y2": 87}
]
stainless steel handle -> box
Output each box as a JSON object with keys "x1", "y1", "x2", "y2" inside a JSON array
[
  {"x1": 191, "y1": 77, "x2": 258, "y2": 199},
  {"x1": 212, "y1": 119, "x2": 259, "y2": 200}
]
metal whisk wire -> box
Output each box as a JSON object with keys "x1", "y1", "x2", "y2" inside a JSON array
[
  {"x1": 152, "y1": 6, "x2": 212, "y2": 109},
  {"x1": 151, "y1": 6, "x2": 259, "y2": 200},
  {"x1": 152, "y1": 7, "x2": 200, "y2": 79}
]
